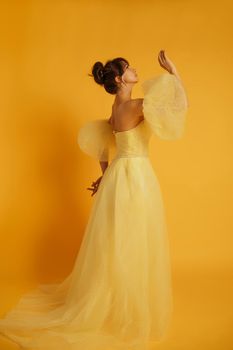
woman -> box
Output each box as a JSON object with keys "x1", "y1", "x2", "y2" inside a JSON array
[
  {"x1": 0, "y1": 50, "x2": 189, "y2": 350},
  {"x1": 86, "y1": 50, "x2": 188, "y2": 196}
]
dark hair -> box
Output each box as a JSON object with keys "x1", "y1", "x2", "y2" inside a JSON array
[{"x1": 89, "y1": 57, "x2": 129, "y2": 95}]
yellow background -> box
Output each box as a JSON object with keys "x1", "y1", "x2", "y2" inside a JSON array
[{"x1": 0, "y1": 0, "x2": 232, "y2": 348}]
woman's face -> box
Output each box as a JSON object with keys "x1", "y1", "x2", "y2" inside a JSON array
[{"x1": 119, "y1": 62, "x2": 138, "y2": 84}]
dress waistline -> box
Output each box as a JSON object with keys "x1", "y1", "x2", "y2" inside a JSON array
[{"x1": 113, "y1": 154, "x2": 149, "y2": 160}]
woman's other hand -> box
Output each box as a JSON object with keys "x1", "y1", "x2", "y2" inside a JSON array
[{"x1": 87, "y1": 175, "x2": 103, "y2": 196}]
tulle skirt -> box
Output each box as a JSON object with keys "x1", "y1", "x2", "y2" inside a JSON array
[{"x1": 0, "y1": 155, "x2": 173, "y2": 350}]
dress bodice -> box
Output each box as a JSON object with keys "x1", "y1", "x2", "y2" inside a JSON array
[{"x1": 111, "y1": 120, "x2": 152, "y2": 159}]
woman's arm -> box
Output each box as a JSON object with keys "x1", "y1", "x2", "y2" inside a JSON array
[
  {"x1": 158, "y1": 50, "x2": 189, "y2": 107},
  {"x1": 127, "y1": 50, "x2": 189, "y2": 119},
  {"x1": 100, "y1": 160, "x2": 108, "y2": 175}
]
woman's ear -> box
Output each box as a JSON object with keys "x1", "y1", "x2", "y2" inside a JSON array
[{"x1": 115, "y1": 75, "x2": 122, "y2": 84}]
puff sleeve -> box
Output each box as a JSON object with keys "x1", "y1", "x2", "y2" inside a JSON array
[
  {"x1": 77, "y1": 118, "x2": 116, "y2": 162},
  {"x1": 141, "y1": 72, "x2": 189, "y2": 140}
]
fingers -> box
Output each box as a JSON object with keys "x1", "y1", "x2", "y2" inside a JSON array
[
  {"x1": 158, "y1": 53, "x2": 162, "y2": 67},
  {"x1": 162, "y1": 50, "x2": 166, "y2": 61},
  {"x1": 158, "y1": 50, "x2": 166, "y2": 67},
  {"x1": 87, "y1": 185, "x2": 98, "y2": 196},
  {"x1": 87, "y1": 187, "x2": 97, "y2": 196},
  {"x1": 92, "y1": 176, "x2": 102, "y2": 187},
  {"x1": 91, "y1": 187, "x2": 98, "y2": 196},
  {"x1": 158, "y1": 50, "x2": 163, "y2": 65},
  {"x1": 160, "y1": 50, "x2": 168, "y2": 66}
]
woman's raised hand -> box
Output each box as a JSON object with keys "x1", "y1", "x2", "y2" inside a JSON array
[{"x1": 158, "y1": 50, "x2": 177, "y2": 74}]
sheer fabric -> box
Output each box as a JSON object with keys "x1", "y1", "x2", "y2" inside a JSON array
[{"x1": 0, "y1": 72, "x2": 188, "y2": 350}]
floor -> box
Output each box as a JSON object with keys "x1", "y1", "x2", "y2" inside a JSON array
[{"x1": 0, "y1": 268, "x2": 232, "y2": 350}]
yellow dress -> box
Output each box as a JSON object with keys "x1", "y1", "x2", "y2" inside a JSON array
[{"x1": 0, "y1": 73, "x2": 188, "y2": 350}]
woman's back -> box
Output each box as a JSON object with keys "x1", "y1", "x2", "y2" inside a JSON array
[{"x1": 108, "y1": 99, "x2": 144, "y2": 133}]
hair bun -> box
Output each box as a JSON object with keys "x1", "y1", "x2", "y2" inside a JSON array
[
  {"x1": 89, "y1": 57, "x2": 129, "y2": 94},
  {"x1": 92, "y1": 61, "x2": 105, "y2": 85}
]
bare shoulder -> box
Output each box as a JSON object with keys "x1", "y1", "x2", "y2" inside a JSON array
[
  {"x1": 107, "y1": 98, "x2": 144, "y2": 130},
  {"x1": 126, "y1": 98, "x2": 144, "y2": 119},
  {"x1": 111, "y1": 98, "x2": 144, "y2": 114}
]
